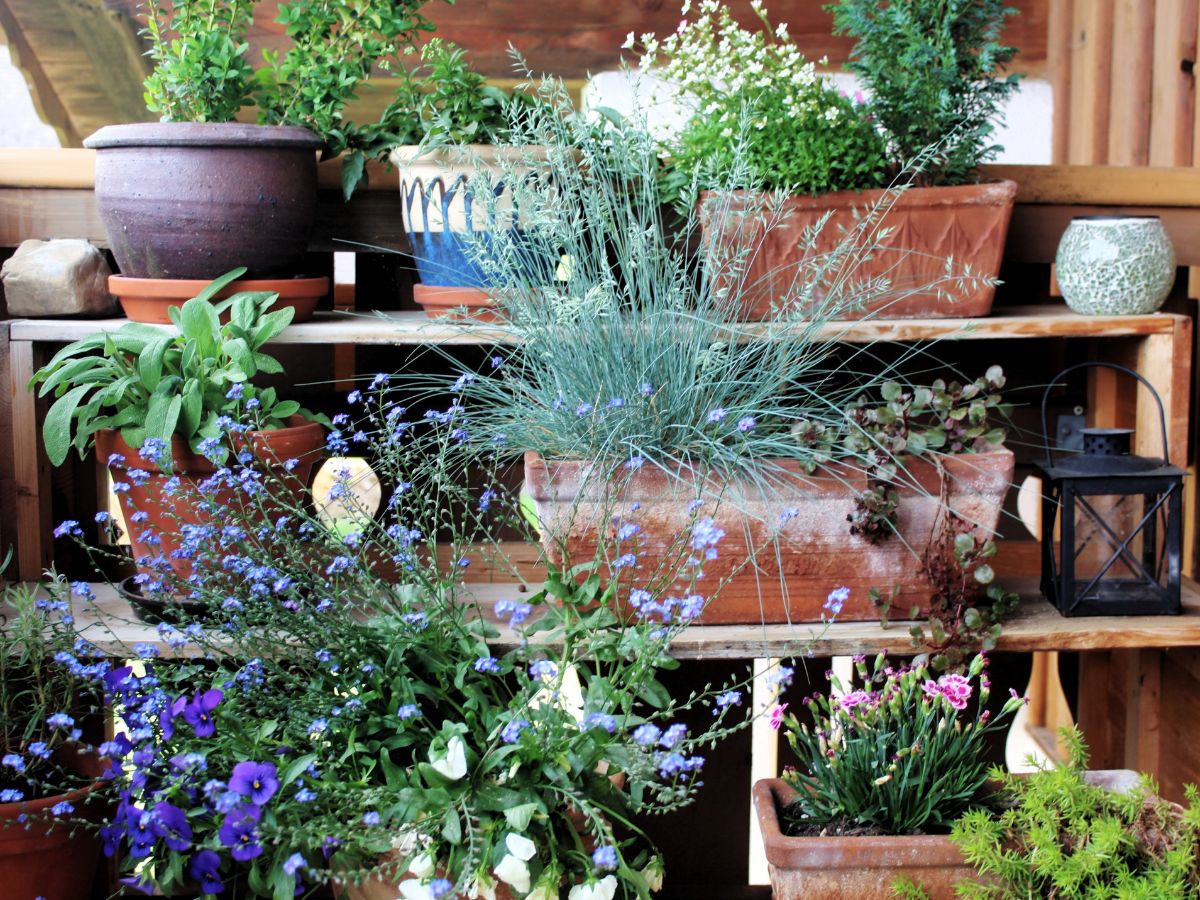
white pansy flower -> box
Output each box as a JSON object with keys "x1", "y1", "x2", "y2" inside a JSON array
[
  {"x1": 466, "y1": 872, "x2": 498, "y2": 900},
  {"x1": 429, "y1": 735, "x2": 467, "y2": 780},
  {"x1": 399, "y1": 881, "x2": 436, "y2": 900},
  {"x1": 527, "y1": 882, "x2": 557, "y2": 900},
  {"x1": 568, "y1": 875, "x2": 618, "y2": 900},
  {"x1": 408, "y1": 852, "x2": 435, "y2": 879},
  {"x1": 530, "y1": 662, "x2": 586, "y2": 725},
  {"x1": 493, "y1": 855, "x2": 531, "y2": 893},
  {"x1": 642, "y1": 857, "x2": 665, "y2": 892},
  {"x1": 505, "y1": 832, "x2": 537, "y2": 861}
]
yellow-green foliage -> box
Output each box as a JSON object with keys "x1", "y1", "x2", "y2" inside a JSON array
[{"x1": 950, "y1": 728, "x2": 1200, "y2": 898}]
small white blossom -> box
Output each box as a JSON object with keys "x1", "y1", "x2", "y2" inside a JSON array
[
  {"x1": 429, "y1": 735, "x2": 467, "y2": 780},
  {"x1": 568, "y1": 876, "x2": 619, "y2": 900},
  {"x1": 494, "y1": 854, "x2": 531, "y2": 893}
]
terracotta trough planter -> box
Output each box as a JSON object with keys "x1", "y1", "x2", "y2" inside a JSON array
[
  {"x1": 97, "y1": 417, "x2": 325, "y2": 584},
  {"x1": 700, "y1": 181, "x2": 1017, "y2": 321},
  {"x1": 753, "y1": 779, "x2": 977, "y2": 900},
  {"x1": 524, "y1": 449, "x2": 1014, "y2": 625}
]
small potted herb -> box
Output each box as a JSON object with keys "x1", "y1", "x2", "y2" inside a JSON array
[
  {"x1": 634, "y1": 0, "x2": 1021, "y2": 320},
  {"x1": 755, "y1": 652, "x2": 1025, "y2": 899},
  {"x1": 29, "y1": 270, "x2": 327, "y2": 587},
  {"x1": 85, "y1": 0, "x2": 439, "y2": 285},
  {"x1": 1, "y1": 569, "x2": 108, "y2": 899}
]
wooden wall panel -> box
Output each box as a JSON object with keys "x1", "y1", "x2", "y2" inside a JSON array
[
  {"x1": 1149, "y1": 0, "x2": 1200, "y2": 166},
  {"x1": 1108, "y1": 0, "x2": 1155, "y2": 165},
  {"x1": 1066, "y1": 0, "x2": 1115, "y2": 164}
]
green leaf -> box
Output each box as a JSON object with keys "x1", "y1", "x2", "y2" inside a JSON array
[
  {"x1": 194, "y1": 267, "x2": 247, "y2": 304},
  {"x1": 342, "y1": 151, "x2": 367, "y2": 201},
  {"x1": 137, "y1": 337, "x2": 172, "y2": 392},
  {"x1": 441, "y1": 806, "x2": 462, "y2": 844},
  {"x1": 43, "y1": 384, "x2": 92, "y2": 466},
  {"x1": 271, "y1": 400, "x2": 300, "y2": 419},
  {"x1": 178, "y1": 296, "x2": 221, "y2": 356},
  {"x1": 973, "y1": 563, "x2": 995, "y2": 585},
  {"x1": 145, "y1": 393, "x2": 183, "y2": 446},
  {"x1": 181, "y1": 379, "x2": 203, "y2": 436},
  {"x1": 224, "y1": 337, "x2": 257, "y2": 378},
  {"x1": 504, "y1": 802, "x2": 539, "y2": 831},
  {"x1": 881, "y1": 381, "x2": 902, "y2": 402},
  {"x1": 280, "y1": 753, "x2": 317, "y2": 789}
]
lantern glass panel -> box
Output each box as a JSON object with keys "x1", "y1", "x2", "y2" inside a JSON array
[{"x1": 1056, "y1": 487, "x2": 1172, "y2": 602}]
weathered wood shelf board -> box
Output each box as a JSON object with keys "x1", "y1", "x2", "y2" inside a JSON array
[
  {"x1": 65, "y1": 576, "x2": 1200, "y2": 661},
  {"x1": 8, "y1": 304, "x2": 1188, "y2": 347}
]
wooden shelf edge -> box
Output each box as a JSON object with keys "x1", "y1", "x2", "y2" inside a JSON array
[
  {"x1": 8, "y1": 305, "x2": 1186, "y2": 347},
  {"x1": 61, "y1": 575, "x2": 1200, "y2": 661}
]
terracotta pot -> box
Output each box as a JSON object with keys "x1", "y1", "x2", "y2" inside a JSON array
[
  {"x1": 699, "y1": 181, "x2": 1017, "y2": 321},
  {"x1": 84, "y1": 123, "x2": 322, "y2": 280},
  {"x1": 0, "y1": 746, "x2": 106, "y2": 900},
  {"x1": 413, "y1": 284, "x2": 499, "y2": 322},
  {"x1": 96, "y1": 417, "x2": 325, "y2": 583},
  {"x1": 524, "y1": 449, "x2": 1014, "y2": 625},
  {"x1": 109, "y1": 275, "x2": 328, "y2": 324},
  {"x1": 753, "y1": 779, "x2": 977, "y2": 900}
]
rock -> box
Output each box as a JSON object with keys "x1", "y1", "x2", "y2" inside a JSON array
[{"x1": 1, "y1": 239, "x2": 117, "y2": 316}]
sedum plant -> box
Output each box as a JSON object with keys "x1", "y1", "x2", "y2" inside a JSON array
[
  {"x1": 829, "y1": 0, "x2": 1021, "y2": 186},
  {"x1": 630, "y1": 0, "x2": 888, "y2": 197},
  {"x1": 30, "y1": 268, "x2": 323, "y2": 468},
  {"x1": 951, "y1": 728, "x2": 1200, "y2": 898},
  {"x1": 776, "y1": 652, "x2": 1024, "y2": 835},
  {"x1": 141, "y1": 0, "x2": 443, "y2": 195}
]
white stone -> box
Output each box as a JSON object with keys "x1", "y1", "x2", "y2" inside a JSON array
[{"x1": 1, "y1": 239, "x2": 116, "y2": 316}]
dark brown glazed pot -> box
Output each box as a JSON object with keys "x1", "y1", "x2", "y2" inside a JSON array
[
  {"x1": 84, "y1": 123, "x2": 322, "y2": 280},
  {"x1": 753, "y1": 779, "x2": 978, "y2": 900},
  {"x1": 524, "y1": 449, "x2": 1014, "y2": 625},
  {"x1": 699, "y1": 180, "x2": 1017, "y2": 320}
]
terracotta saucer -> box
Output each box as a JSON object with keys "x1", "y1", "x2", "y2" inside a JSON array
[
  {"x1": 413, "y1": 284, "x2": 499, "y2": 322},
  {"x1": 109, "y1": 275, "x2": 328, "y2": 324}
]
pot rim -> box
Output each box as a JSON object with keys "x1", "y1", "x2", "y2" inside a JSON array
[
  {"x1": 85, "y1": 122, "x2": 323, "y2": 151},
  {"x1": 109, "y1": 274, "x2": 329, "y2": 299},
  {"x1": 1068, "y1": 215, "x2": 1162, "y2": 224}
]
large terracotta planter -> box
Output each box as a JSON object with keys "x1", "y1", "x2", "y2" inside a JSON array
[
  {"x1": 753, "y1": 779, "x2": 977, "y2": 900},
  {"x1": 524, "y1": 449, "x2": 1014, "y2": 625},
  {"x1": 0, "y1": 746, "x2": 106, "y2": 900},
  {"x1": 85, "y1": 123, "x2": 322, "y2": 280},
  {"x1": 109, "y1": 274, "x2": 328, "y2": 324},
  {"x1": 96, "y1": 417, "x2": 325, "y2": 583},
  {"x1": 700, "y1": 181, "x2": 1017, "y2": 320}
]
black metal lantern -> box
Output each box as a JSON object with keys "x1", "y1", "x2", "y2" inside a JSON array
[{"x1": 1037, "y1": 363, "x2": 1184, "y2": 617}]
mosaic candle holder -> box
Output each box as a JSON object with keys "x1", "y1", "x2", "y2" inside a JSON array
[{"x1": 1055, "y1": 215, "x2": 1176, "y2": 316}]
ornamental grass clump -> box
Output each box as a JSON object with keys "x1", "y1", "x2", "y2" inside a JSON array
[
  {"x1": 775, "y1": 652, "x2": 1024, "y2": 836},
  {"x1": 950, "y1": 729, "x2": 1200, "y2": 898},
  {"x1": 41, "y1": 378, "x2": 763, "y2": 899}
]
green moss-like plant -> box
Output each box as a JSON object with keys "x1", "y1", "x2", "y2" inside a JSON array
[{"x1": 950, "y1": 728, "x2": 1200, "y2": 898}]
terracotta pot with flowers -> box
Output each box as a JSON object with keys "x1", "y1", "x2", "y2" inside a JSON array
[
  {"x1": 1, "y1": 570, "x2": 108, "y2": 900},
  {"x1": 756, "y1": 652, "x2": 1025, "y2": 899},
  {"x1": 31, "y1": 270, "x2": 326, "y2": 594},
  {"x1": 635, "y1": 0, "x2": 1020, "y2": 320},
  {"x1": 47, "y1": 381, "x2": 755, "y2": 899}
]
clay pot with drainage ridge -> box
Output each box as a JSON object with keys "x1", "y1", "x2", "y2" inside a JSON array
[{"x1": 109, "y1": 274, "x2": 328, "y2": 324}]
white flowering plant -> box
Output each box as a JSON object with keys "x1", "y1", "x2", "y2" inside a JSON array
[
  {"x1": 38, "y1": 379, "x2": 762, "y2": 899},
  {"x1": 628, "y1": 0, "x2": 888, "y2": 198},
  {"x1": 774, "y1": 652, "x2": 1025, "y2": 836}
]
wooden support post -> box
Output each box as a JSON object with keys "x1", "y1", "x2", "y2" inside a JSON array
[
  {"x1": 1068, "y1": 0, "x2": 1115, "y2": 163},
  {"x1": 10, "y1": 339, "x2": 50, "y2": 580},
  {"x1": 1109, "y1": 0, "x2": 1155, "y2": 164}
]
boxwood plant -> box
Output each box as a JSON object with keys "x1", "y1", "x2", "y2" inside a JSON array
[{"x1": 30, "y1": 268, "x2": 323, "y2": 468}]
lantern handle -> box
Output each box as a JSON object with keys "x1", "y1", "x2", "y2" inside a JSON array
[{"x1": 1040, "y1": 362, "x2": 1170, "y2": 467}]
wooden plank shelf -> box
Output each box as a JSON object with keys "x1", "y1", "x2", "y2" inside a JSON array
[
  {"x1": 65, "y1": 576, "x2": 1200, "y2": 661},
  {"x1": 9, "y1": 304, "x2": 1189, "y2": 347}
]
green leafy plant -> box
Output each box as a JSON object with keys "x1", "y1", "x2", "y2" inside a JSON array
[
  {"x1": 952, "y1": 728, "x2": 1200, "y2": 897},
  {"x1": 30, "y1": 268, "x2": 323, "y2": 468},
  {"x1": 43, "y1": 376, "x2": 763, "y2": 898},
  {"x1": 141, "y1": 0, "x2": 443, "y2": 195},
  {"x1": 777, "y1": 652, "x2": 1023, "y2": 836},
  {"x1": 631, "y1": 1, "x2": 888, "y2": 198},
  {"x1": 828, "y1": 0, "x2": 1021, "y2": 186},
  {"x1": 394, "y1": 38, "x2": 524, "y2": 147}
]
